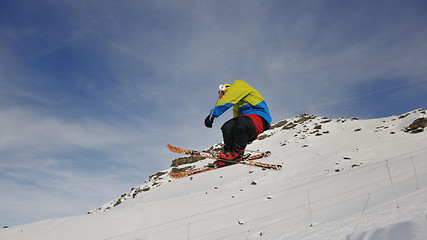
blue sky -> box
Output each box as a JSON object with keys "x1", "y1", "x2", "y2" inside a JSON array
[{"x1": 1, "y1": 0, "x2": 426, "y2": 226}]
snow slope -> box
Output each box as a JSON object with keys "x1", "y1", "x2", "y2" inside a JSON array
[{"x1": 1, "y1": 109, "x2": 427, "y2": 240}]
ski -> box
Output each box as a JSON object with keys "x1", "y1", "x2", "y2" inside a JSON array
[
  {"x1": 169, "y1": 153, "x2": 281, "y2": 179},
  {"x1": 169, "y1": 164, "x2": 231, "y2": 179},
  {"x1": 167, "y1": 144, "x2": 282, "y2": 176}
]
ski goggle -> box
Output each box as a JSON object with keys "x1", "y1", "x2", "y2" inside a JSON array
[
  {"x1": 219, "y1": 84, "x2": 230, "y2": 91},
  {"x1": 218, "y1": 84, "x2": 230, "y2": 98}
]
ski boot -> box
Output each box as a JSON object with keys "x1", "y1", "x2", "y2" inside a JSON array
[{"x1": 215, "y1": 146, "x2": 245, "y2": 166}]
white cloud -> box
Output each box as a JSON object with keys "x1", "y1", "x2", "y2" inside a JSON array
[{"x1": 0, "y1": 109, "x2": 122, "y2": 151}]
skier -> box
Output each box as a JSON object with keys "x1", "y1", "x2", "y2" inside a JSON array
[{"x1": 204, "y1": 80, "x2": 272, "y2": 166}]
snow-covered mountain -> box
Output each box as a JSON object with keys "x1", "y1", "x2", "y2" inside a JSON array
[{"x1": 1, "y1": 109, "x2": 427, "y2": 240}]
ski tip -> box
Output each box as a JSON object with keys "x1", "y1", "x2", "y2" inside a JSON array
[{"x1": 167, "y1": 144, "x2": 175, "y2": 150}]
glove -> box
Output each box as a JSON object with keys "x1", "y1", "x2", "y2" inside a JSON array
[{"x1": 204, "y1": 115, "x2": 214, "y2": 128}]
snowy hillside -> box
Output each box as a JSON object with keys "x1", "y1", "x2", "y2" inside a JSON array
[{"x1": 1, "y1": 109, "x2": 427, "y2": 240}]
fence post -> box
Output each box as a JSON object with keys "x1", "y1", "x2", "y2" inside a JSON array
[
  {"x1": 361, "y1": 193, "x2": 371, "y2": 216},
  {"x1": 411, "y1": 157, "x2": 419, "y2": 189},
  {"x1": 307, "y1": 189, "x2": 314, "y2": 227},
  {"x1": 386, "y1": 160, "x2": 400, "y2": 208},
  {"x1": 350, "y1": 193, "x2": 372, "y2": 236}
]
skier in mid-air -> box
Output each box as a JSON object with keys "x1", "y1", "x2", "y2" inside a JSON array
[{"x1": 204, "y1": 80, "x2": 272, "y2": 166}]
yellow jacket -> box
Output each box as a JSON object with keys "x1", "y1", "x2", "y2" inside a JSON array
[{"x1": 210, "y1": 80, "x2": 271, "y2": 125}]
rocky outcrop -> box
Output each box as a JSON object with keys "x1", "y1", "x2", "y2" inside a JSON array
[
  {"x1": 404, "y1": 117, "x2": 427, "y2": 134},
  {"x1": 171, "y1": 156, "x2": 205, "y2": 167}
]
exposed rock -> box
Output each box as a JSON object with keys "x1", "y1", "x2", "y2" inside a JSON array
[
  {"x1": 257, "y1": 134, "x2": 270, "y2": 140},
  {"x1": 113, "y1": 199, "x2": 122, "y2": 207},
  {"x1": 399, "y1": 113, "x2": 410, "y2": 119},
  {"x1": 294, "y1": 113, "x2": 315, "y2": 124},
  {"x1": 269, "y1": 119, "x2": 288, "y2": 129},
  {"x1": 171, "y1": 155, "x2": 205, "y2": 167},
  {"x1": 170, "y1": 166, "x2": 193, "y2": 173},
  {"x1": 149, "y1": 171, "x2": 167, "y2": 181},
  {"x1": 282, "y1": 122, "x2": 297, "y2": 130},
  {"x1": 404, "y1": 117, "x2": 427, "y2": 134},
  {"x1": 321, "y1": 119, "x2": 332, "y2": 124}
]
